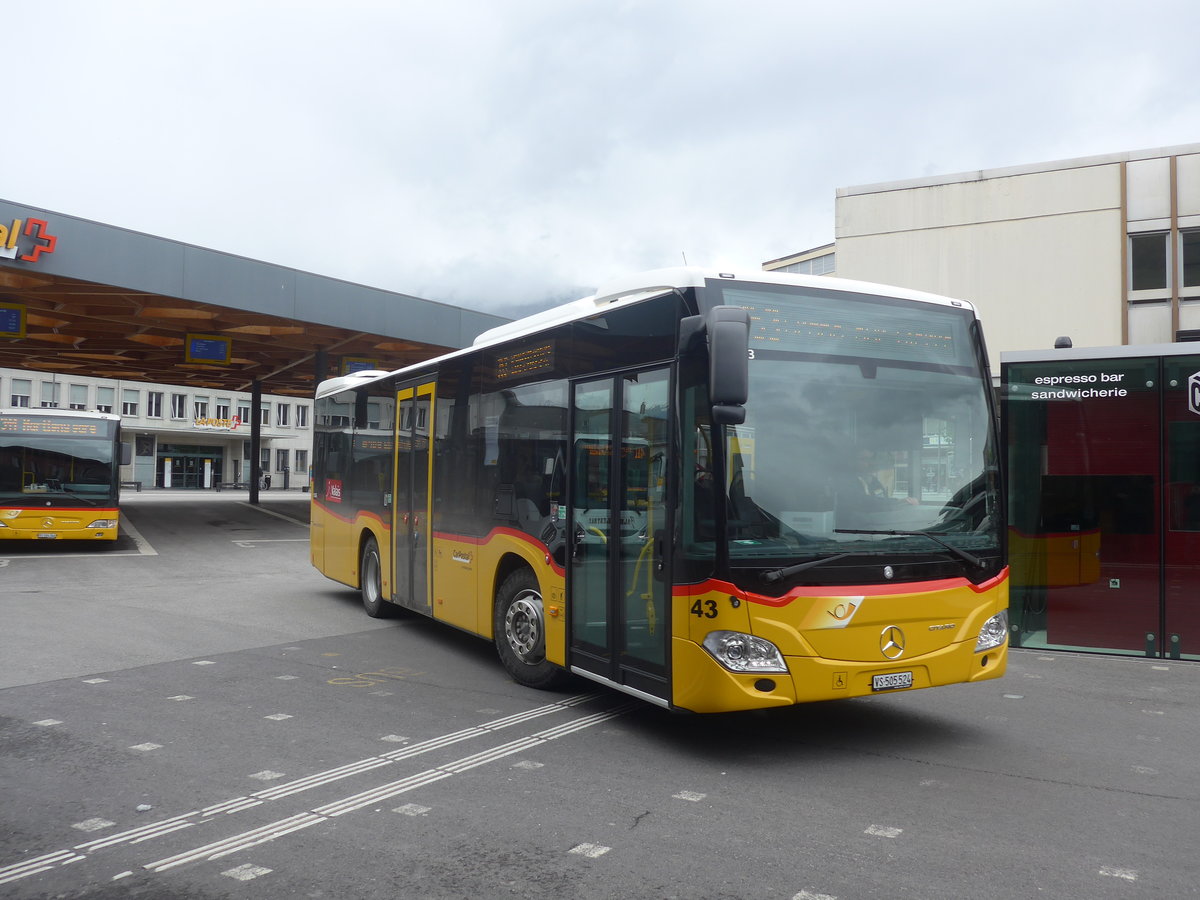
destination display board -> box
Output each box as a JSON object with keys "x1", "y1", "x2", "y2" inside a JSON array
[
  {"x1": 495, "y1": 341, "x2": 555, "y2": 381},
  {"x1": 0, "y1": 414, "x2": 109, "y2": 437},
  {"x1": 720, "y1": 286, "x2": 974, "y2": 367}
]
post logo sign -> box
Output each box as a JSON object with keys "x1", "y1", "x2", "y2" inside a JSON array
[
  {"x1": 0, "y1": 218, "x2": 58, "y2": 262},
  {"x1": 1190, "y1": 371, "x2": 1200, "y2": 417}
]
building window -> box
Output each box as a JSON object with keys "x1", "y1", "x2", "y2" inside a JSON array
[
  {"x1": 194, "y1": 396, "x2": 209, "y2": 419},
  {"x1": 259, "y1": 404, "x2": 270, "y2": 426},
  {"x1": 237, "y1": 402, "x2": 251, "y2": 425},
  {"x1": 296, "y1": 404, "x2": 309, "y2": 428},
  {"x1": 96, "y1": 386, "x2": 114, "y2": 414},
  {"x1": 171, "y1": 393, "x2": 187, "y2": 419},
  {"x1": 10, "y1": 378, "x2": 31, "y2": 407},
  {"x1": 276, "y1": 449, "x2": 290, "y2": 471},
  {"x1": 1183, "y1": 229, "x2": 1200, "y2": 289},
  {"x1": 69, "y1": 384, "x2": 88, "y2": 410},
  {"x1": 121, "y1": 389, "x2": 139, "y2": 417},
  {"x1": 40, "y1": 381, "x2": 60, "y2": 408},
  {"x1": 295, "y1": 448, "x2": 308, "y2": 475},
  {"x1": 260, "y1": 448, "x2": 271, "y2": 472},
  {"x1": 1130, "y1": 232, "x2": 1169, "y2": 291},
  {"x1": 216, "y1": 399, "x2": 231, "y2": 420},
  {"x1": 779, "y1": 254, "x2": 835, "y2": 276},
  {"x1": 276, "y1": 403, "x2": 290, "y2": 427},
  {"x1": 147, "y1": 391, "x2": 163, "y2": 418}
]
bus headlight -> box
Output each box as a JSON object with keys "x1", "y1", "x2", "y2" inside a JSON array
[
  {"x1": 702, "y1": 631, "x2": 788, "y2": 674},
  {"x1": 87, "y1": 519, "x2": 118, "y2": 529},
  {"x1": 975, "y1": 611, "x2": 1009, "y2": 652}
]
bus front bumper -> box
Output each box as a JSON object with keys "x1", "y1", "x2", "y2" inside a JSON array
[
  {"x1": 671, "y1": 637, "x2": 1007, "y2": 713},
  {"x1": 0, "y1": 509, "x2": 120, "y2": 541}
]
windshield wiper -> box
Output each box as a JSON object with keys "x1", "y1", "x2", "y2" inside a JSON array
[
  {"x1": 833, "y1": 529, "x2": 985, "y2": 568},
  {"x1": 761, "y1": 550, "x2": 890, "y2": 584}
]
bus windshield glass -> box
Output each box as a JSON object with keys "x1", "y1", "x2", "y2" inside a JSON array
[
  {"x1": 0, "y1": 412, "x2": 119, "y2": 504},
  {"x1": 686, "y1": 281, "x2": 1000, "y2": 574}
]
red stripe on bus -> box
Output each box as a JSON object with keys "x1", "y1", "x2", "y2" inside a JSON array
[{"x1": 673, "y1": 567, "x2": 1009, "y2": 606}]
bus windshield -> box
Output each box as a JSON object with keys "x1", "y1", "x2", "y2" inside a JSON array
[
  {"x1": 686, "y1": 281, "x2": 1000, "y2": 576},
  {"x1": 0, "y1": 414, "x2": 119, "y2": 505}
]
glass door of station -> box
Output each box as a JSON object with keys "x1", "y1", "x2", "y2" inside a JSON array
[
  {"x1": 568, "y1": 367, "x2": 670, "y2": 700},
  {"x1": 157, "y1": 445, "x2": 222, "y2": 489},
  {"x1": 1005, "y1": 354, "x2": 1200, "y2": 659}
]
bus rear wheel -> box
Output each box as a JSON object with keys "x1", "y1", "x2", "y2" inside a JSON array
[
  {"x1": 360, "y1": 535, "x2": 392, "y2": 618},
  {"x1": 494, "y1": 569, "x2": 569, "y2": 690}
]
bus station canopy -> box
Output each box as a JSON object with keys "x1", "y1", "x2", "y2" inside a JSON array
[{"x1": 0, "y1": 199, "x2": 507, "y2": 397}]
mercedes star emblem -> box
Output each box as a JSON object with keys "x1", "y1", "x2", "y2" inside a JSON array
[{"x1": 880, "y1": 625, "x2": 906, "y2": 660}]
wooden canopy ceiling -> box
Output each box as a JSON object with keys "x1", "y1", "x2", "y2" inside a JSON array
[{"x1": 0, "y1": 267, "x2": 450, "y2": 396}]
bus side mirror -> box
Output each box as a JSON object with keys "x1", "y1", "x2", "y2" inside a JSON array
[
  {"x1": 120, "y1": 442, "x2": 133, "y2": 465},
  {"x1": 707, "y1": 306, "x2": 749, "y2": 425}
]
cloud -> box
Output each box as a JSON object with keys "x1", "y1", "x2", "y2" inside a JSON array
[{"x1": 5, "y1": 0, "x2": 1199, "y2": 316}]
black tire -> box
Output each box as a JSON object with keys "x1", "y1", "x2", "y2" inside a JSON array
[
  {"x1": 359, "y1": 535, "x2": 392, "y2": 618},
  {"x1": 493, "y1": 568, "x2": 570, "y2": 690}
]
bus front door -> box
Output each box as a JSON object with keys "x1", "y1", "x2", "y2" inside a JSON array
[
  {"x1": 393, "y1": 380, "x2": 435, "y2": 615},
  {"x1": 569, "y1": 367, "x2": 670, "y2": 703}
]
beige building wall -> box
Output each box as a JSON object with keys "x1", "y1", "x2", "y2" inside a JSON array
[{"x1": 832, "y1": 144, "x2": 1200, "y2": 371}]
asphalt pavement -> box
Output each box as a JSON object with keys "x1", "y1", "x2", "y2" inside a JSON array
[{"x1": 1, "y1": 493, "x2": 1197, "y2": 899}]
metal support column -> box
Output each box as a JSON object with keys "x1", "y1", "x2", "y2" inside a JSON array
[{"x1": 249, "y1": 379, "x2": 261, "y2": 505}]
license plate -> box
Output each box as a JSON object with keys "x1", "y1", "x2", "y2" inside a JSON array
[
  {"x1": 872, "y1": 671, "x2": 913, "y2": 692},
  {"x1": 37, "y1": 533, "x2": 59, "y2": 540}
]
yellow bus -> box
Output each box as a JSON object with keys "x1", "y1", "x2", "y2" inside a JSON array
[
  {"x1": 310, "y1": 268, "x2": 1008, "y2": 712},
  {"x1": 0, "y1": 408, "x2": 127, "y2": 541}
]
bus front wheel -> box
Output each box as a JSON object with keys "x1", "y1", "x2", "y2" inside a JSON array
[
  {"x1": 360, "y1": 536, "x2": 392, "y2": 618},
  {"x1": 493, "y1": 569, "x2": 569, "y2": 690}
]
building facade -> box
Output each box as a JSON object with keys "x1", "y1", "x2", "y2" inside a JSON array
[
  {"x1": 2, "y1": 367, "x2": 311, "y2": 489},
  {"x1": 830, "y1": 143, "x2": 1200, "y2": 369}
]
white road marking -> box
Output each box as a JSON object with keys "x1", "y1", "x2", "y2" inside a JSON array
[
  {"x1": 33, "y1": 719, "x2": 63, "y2": 727},
  {"x1": 864, "y1": 825, "x2": 903, "y2": 838},
  {"x1": 222, "y1": 863, "x2": 273, "y2": 881},
  {"x1": 394, "y1": 803, "x2": 432, "y2": 816},
  {"x1": 129, "y1": 743, "x2": 162, "y2": 752},
  {"x1": 72, "y1": 819, "x2": 115, "y2": 833},
  {"x1": 236, "y1": 501, "x2": 308, "y2": 527},
  {"x1": 0, "y1": 692, "x2": 619, "y2": 887},
  {"x1": 569, "y1": 843, "x2": 611, "y2": 858},
  {"x1": 263, "y1": 713, "x2": 293, "y2": 721},
  {"x1": 0, "y1": 851, "x2": 86, "y2": 885},
  {"x1": 1099, "y1": 865, "x2": 1138, "y2": 881},
  {"x1": 82, "y1": 678, "x2": 109, "y2": 684},
  {"x1": 673, "y1": 790, "x2": 705, "y2": 802}
]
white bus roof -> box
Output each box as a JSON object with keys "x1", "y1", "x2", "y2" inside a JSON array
[{"x1": 315, "y1": 267, "x2": 978, "y2": 399}]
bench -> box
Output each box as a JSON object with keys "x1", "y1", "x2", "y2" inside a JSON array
[
  {"x1": 120, "y1": 481, "x2": 142, "y2": 492},
  {"x1": 215, "y1": 481, "x2": 250, "y2": 491}
]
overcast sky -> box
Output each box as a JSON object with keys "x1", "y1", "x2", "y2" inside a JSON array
[{"x1": 6, "y1": 1, "x2": 1199, "y2": 317}]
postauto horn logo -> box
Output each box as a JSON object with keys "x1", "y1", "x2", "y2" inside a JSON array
[{"x1": 1190, "y1": 371, "x2": 1200, "y2": 417}]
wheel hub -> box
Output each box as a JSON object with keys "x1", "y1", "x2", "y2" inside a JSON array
[{"x1": 505, "y1": 590, "x2": 545, "y2": 663}]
